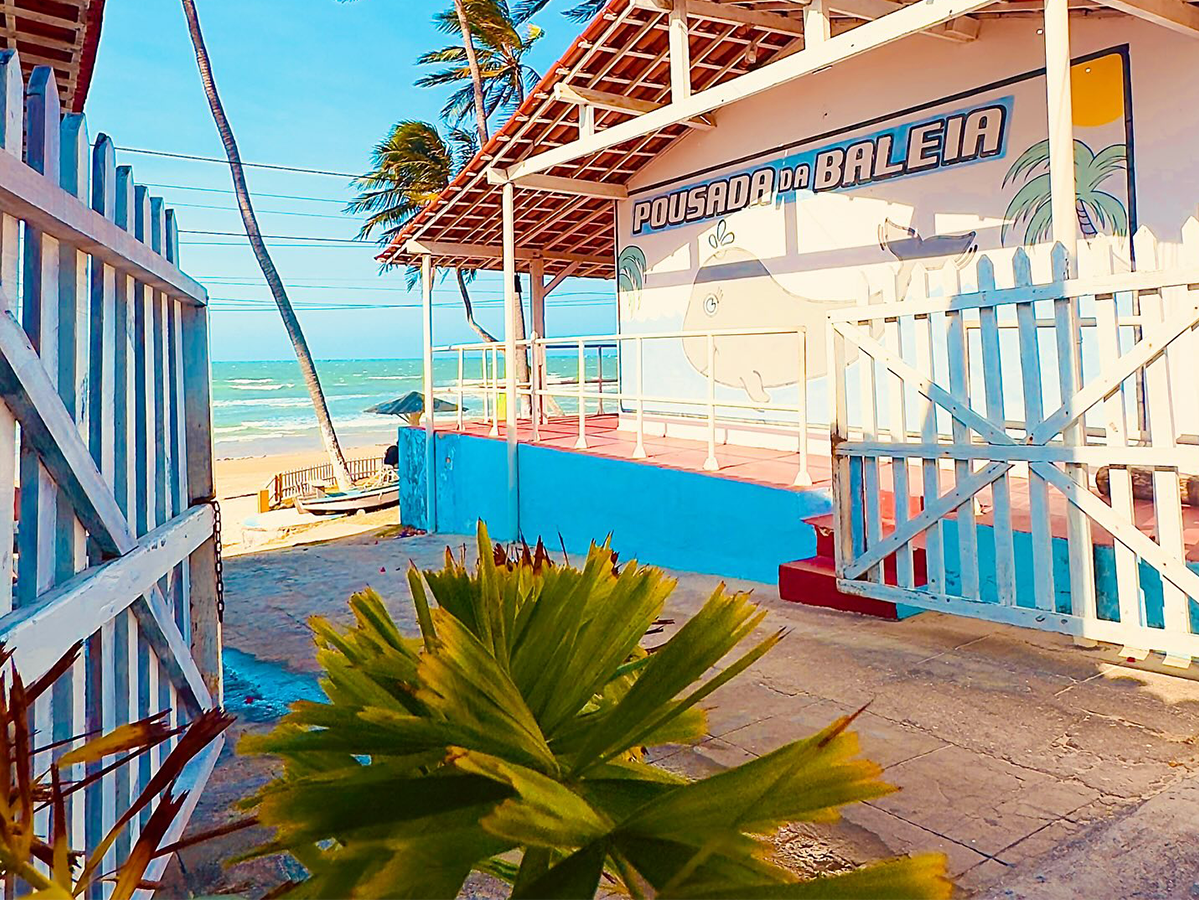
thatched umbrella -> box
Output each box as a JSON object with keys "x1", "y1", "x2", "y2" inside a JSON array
[{"x1": 366, "y1": 391, "x2": 460, "y2": 425}]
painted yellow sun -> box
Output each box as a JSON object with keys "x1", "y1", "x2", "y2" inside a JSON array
[{"x1": 1071, "y1": 53, "x2": 1125, "y2": 128}]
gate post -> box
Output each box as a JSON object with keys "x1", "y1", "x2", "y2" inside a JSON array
[{"x1": 182, "y1": 303, "x2": 222, "y2": 704}]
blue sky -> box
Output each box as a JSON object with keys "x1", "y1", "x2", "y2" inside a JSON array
[{"x1": 83, "y1": 0, "x2": 616, "y2": 361}]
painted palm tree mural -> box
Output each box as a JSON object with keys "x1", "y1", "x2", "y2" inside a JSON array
[
  {"x1": 1002, "y1": 138, "x2": 1129, "y2": 245},
  {"x1": 618, "y1": 245, "x2": 647, "y2": 315}
]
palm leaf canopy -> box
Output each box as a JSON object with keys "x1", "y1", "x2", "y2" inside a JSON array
[
  {"x1": 239, "y1": 523, "x2": 951, "y2": 899},
  {"x1": 345, "y1": 121, "x2": 477, "y2": 243}
]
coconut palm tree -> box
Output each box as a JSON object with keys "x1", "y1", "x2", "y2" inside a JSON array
[
  {"x1": 453, "y1": 0, "x2": 492, "y2": 146},
  {"x1": 419, "y1": 0, "x2": 544, "y2": 127},
  {"x1": 347, "y1": 120, "x2": 497, "y2": 343},
  {"x1": 179, "y1": 0, "x2": 354, "y2": 490},
  {"x1": 513, "y1": 0, "x2": 606, "y2": 24},
  {"x1": 1003, "y1": 139, "x2": 1129, "y2": 246}
]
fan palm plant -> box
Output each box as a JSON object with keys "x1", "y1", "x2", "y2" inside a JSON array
[
  {"x1": 1002, "y1": 139, "x2": 1129, "y2": 246},
  {"x1": 237, "y1": 523, "x2": 951, "y2": 899},
  {"x1": 420, "y1": 0, "x2": 544, "y2": 126}
]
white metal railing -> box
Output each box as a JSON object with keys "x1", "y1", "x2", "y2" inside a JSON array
[{"x1": 433, "y1": 326, "x2": 811, "y2": 486}]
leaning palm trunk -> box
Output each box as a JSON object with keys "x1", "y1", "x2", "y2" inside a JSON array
[
  {"x1": 454, "y1": 0, "x2": 490, "y2": 147},
  {"x1": 180, "y1": 0, "x2": 353, "y2": 490}
]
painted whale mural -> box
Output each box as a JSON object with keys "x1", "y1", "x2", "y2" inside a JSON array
[
  {"x1": 681, "y1": 246, "x2": 856, "y2": 403},
  {"x1": 879, "y1": 218, "x2": 978, "y2": 299}
]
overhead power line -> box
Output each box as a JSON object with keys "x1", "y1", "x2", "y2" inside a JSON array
[
  {"x1": 180, "y1": 229, "x2": 364, "y2": 244},
  {"x1": 172, "y1": 202, "x2": 353, "y2": 220},
  {"x1": 144, "y1": 183, "x2": 348, "y2": 204},
  {"x1": 116, "y1": 146, "x2": 360, "y2": 179}
]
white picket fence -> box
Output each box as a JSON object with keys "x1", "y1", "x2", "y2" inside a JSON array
[
  {"x1": 830, "y1": 223, "x2": 1199, "y2": 666},
  {"x1": 0, "y1": 51, "x2": 221, "y2": 892}
]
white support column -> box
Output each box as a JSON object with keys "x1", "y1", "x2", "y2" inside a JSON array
[
  {"x1": 1044, "y1": 0, "x2": 1077, "y2": 263},
  {"x1": 530, "y1": 260, "x2": 546, "y2": 433},
  {"x1": 669, "y1": 1, "x2": 692, "y2": 103},
  {"x1": 421, "y1": 254, "x2": 435, "y2": 532},
  {"x1": 502, "y1": 181, "x2": 520, "y2": 540},
  {"x1": 805, "y1": 0, "x2": 831, "y2": 44}
]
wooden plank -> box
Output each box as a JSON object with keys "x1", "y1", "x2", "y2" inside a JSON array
[
  {"x1": 1012, "y1": 249, "x2": 1056, "y2": 611},
  {"x1": 839, "y1": 578, "x2": 1199, "y2": 661},
  {"x1": 0, "y1": 506, "x2": 214, "y2": 691},
  {"x1": 551, "y1": 84, "x2": 713, "y2": 130},
  {"x1": 942, "y1": 265, "x2": 980, "y2": 600},
  {"x1": 403, "y1": 238, "x2": 608, "y2": 266},
  {"x1": 1050, "y1": 244, "x2": 1097, "y2": 621},
  {"x1": 1090, "y1": 245, "x2": 1141, "y2": 634},
  {"x1": 0, "y1": 49, "x2": 21, "y2": 618},
  {"x1": 170, "y1": 300, "x2": 190, "y2": 642},
  {"x1": 1141, "y1": 284, "x2": 1190, "y2": 639},
  {"x1": 885, "y1": 290, "x2": 914, "y2": 587},
  {"x1": 827, "y1": 0, "x2": 980, "y2": 40},
  {"x1": 17, "y1": 65, "x2": 60, "y2": 614},
  {"x1": 181, "y1": 302, "x2": 221, "y2": 702},
  {"x1": 835, "y1": 441, "x2": 1199, "y2": 467},
  {"x1": 115, "y1": 167, "x2": 137, "y2": 522},
  {"x1": 976, "y1": 257, "x2": 1016, "y2": 605},
  {"x1": 633, "y1": 0, "x2": 808, "y2": 35},
  {"x1": 830, "y1": 319, "x2": 854, "y2": 576},
  {"x1": 134, "y1": 185, "x2": 153, "y2": 538},
  {"x1": 857, "y1": 316, "x2": 883, "y2": 583},
  {"x1": 912, "y1": 269, "x2": 945, "y2": 591},
  {"x1": 0, "y1": 141, "x2": 206, "y2": 305},
  {"x1": 1100, "y1": 0, "x2": 1199, "y2": 36},
  {"x1": 0, "y1": 305, "x2": 132, "y2": 556},
  {"x1": 53, "y1": 107, "x2": 90, "y2": 860},
  {"x1": 113, "y1": 609, "x2": 135, "y2": 863},
  {"x1": 89, "y1": 134, "x2": 118, "y2": 488}
]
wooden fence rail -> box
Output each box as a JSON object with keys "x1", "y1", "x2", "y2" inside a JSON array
[{"x1": 0, "y1": 50, "x2": 220, "y2": 895}]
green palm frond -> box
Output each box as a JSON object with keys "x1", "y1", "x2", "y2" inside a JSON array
[{"x1": 240, "y1": 522, "x2": 953, "y2": 900}]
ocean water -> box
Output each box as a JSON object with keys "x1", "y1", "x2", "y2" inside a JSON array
[
  {"x1": 211, "y1": 356, "x2": 607, "y2": 458},
  {"x1": 211, "y1": 358, "x2": 427, "y2": 458}
]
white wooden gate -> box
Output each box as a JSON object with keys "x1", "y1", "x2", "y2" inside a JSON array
[
  {"x1": 830, "y1": 223, "x2": 1199, "y2": 666},
  {"x1": 0, "y1": 51, "x2": 221, "y2": 889}
]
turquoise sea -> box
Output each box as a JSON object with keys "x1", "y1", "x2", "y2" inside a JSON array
[{"x1": 211, "y1": 356, "x2": 609, "y2": 458}]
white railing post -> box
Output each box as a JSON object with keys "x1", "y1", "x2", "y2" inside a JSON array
[
  {"x1": 456, "y1": 346, "x2": 464, "y2": 430},
  {"x1": 480, "y1": 350, "x2": 489, "y2": 426},
  {"x1": 531, "y1": 333, "x2": 541, "y2": 443},
  {"x1": 633, "y1": 336, "x2": 647, "y2": 459},
  {"x1": 575, "y1": 339, "x2": 588, "y2": 450},
  {"x1": 489, "y1": 344, "x2": 499, "y2": 437},
  {"x1": 597, "y1": 347, "x2": 605, "y2": 415},
  {"x1": 704, "y1": 332, "x2": 718, "y2": 471},
  {"x1": 421, "y1": 254, "x2": 435, "y2": 531},
  {"x1": 794, "y1": 327, "x2": 812, "y2": 486}
]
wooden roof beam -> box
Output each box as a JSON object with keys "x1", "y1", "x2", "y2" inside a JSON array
[
  {"x1": 509, "y1": 0, "x2": 995, "y2": 183},
  {"x1": 631, "y1": 0, "x2": 809, "y2": 35},
  {"x1": 827, "y1": 0, "x2": 980, "y2": 40},
  {"x1": 403, "y1": 239, "x2": 609, "y2": 267},
  {"x1": 554, "y1": 83, "x2": 715, "y2": 130},
  {"x1": 1099, "y1": 0, "x2": 1199, "y2": 35},
  {"x1": 486, "y1": 168, "x2": 628, "y2": 199}
]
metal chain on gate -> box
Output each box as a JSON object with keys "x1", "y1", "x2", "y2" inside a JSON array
[{"x1": 203, "y1": 498, "x2": 226, "y2": 623}]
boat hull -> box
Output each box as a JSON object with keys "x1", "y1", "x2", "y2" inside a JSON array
[{"x1": 295, "y1": 485, "x2": 399, "y2": 516}]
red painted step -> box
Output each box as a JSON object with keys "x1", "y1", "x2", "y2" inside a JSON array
[{"x1": 779, "y1": 516, "x2": 928, "y2": 620}]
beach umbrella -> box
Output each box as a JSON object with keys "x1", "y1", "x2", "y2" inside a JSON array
[{"x1": 365, "y1": 391, "x2": 460, "y2": 417}]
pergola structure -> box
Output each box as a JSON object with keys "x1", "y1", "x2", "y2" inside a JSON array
[
  {"x1": 0, "y1": 0, "x2": 105, "y2": 113},
  {"x1": 384, "y1": 0, "x2": 1199, "y2": 531}
]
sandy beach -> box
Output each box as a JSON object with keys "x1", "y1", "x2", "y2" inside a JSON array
[{"x1": 214, "y1": 440, "x2": 393, "y2": 502}]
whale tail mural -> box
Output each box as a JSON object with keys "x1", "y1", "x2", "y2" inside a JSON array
[
  {"x1": 879, "y1": 218, "x2": 978, "y2": 299},
  {"x1": 681, "y1": 240, "x2": 857, "y2": 405}
]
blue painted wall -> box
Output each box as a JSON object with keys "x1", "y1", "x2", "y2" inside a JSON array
[{"x1": 397, "y1": 427, "x2": 831, "y2": 585}]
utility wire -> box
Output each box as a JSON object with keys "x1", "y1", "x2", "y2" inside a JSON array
[
  {"x1": 181, "y1": 229, "x2": 363, "y2": 243},
  {"x1": 171, "y1": 201, "x2": 353, "y2": 220},
  {"x1": 115, "y1": 146, "x2": 359, "y2": 178},
  {"x1": 144, "y1": 183, "x2": 348, "y2": 203}
]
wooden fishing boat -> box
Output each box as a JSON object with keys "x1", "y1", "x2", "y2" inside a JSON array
[{"x1": 294, "y1": 478, "x2": 399, "y2": 516}]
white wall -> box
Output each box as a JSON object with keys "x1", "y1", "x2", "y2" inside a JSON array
[{"x1": 611, "y1": 18, "x2": 1199, "y2": 421}]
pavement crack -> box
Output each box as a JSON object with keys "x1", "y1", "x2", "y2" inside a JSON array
[{"x1": 861, "y1": 801, "x2": 1003, "y2": 863}]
